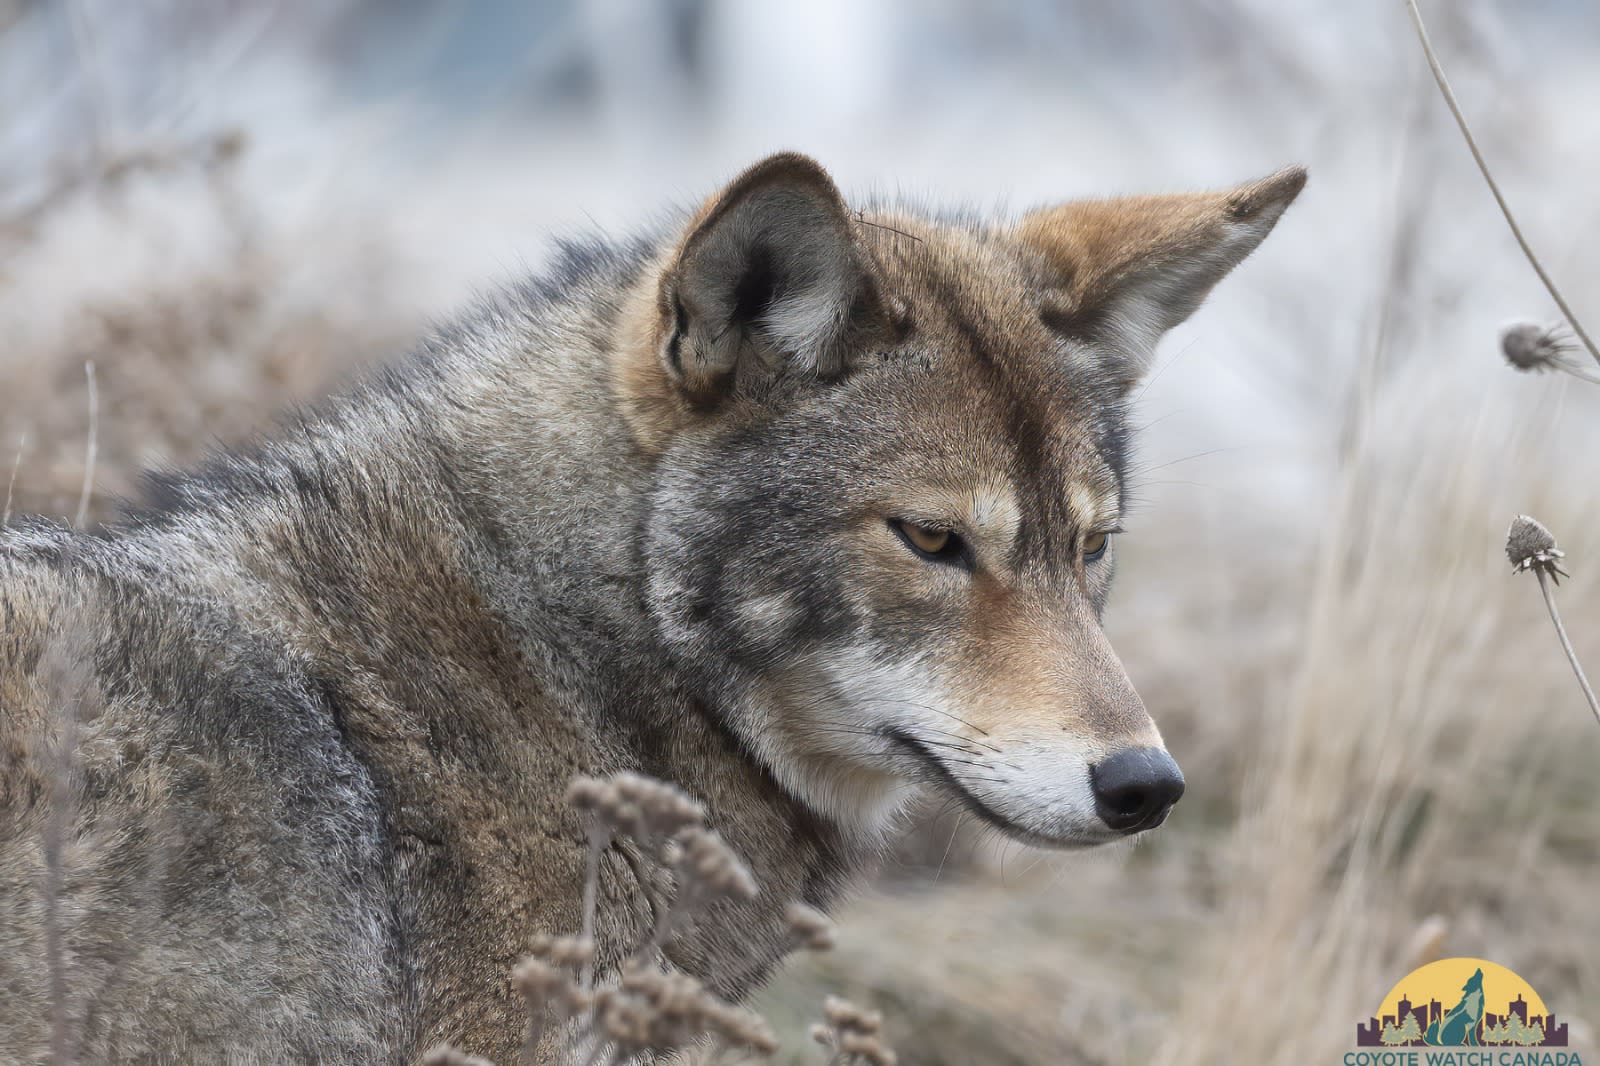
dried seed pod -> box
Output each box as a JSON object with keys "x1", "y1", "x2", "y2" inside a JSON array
[
  {"x1": 1501, "y1": 322, "x2": 1573, "y2": 373},
  {"x1": 511, "y1": 956, "x2": 566, "y2": 1001},
  {"x1": 785, "y1": 901, "x2": 836, "y2": 952},
  {"x1": 526, "y1": 933, "x2": 594, "y2": 970},
  {"x1": 1499, "y1": 323, "x2": 1600, "y2": 383},
  {"x1": 678, "y1": 827, "x2": 758, "y2": 901},
  {"x1": 419, "y1": 1044, "x2": 494, "y2": 1066},
  {"x1": 823, "y1": 994, "x2": 865, "y2": 1030},
  {"x1": 1506, "y1": 514, "x2": 1568, "y2": 582},
  {"x1": 839, "y1": 1031, "x2": 898, "y2": 1066},
  {"x1": 613, "y1": 771, "x2": 706, "y2": 838},
  {"x1": 564, "y1": 775, "x2": 613, "y2": 813}
]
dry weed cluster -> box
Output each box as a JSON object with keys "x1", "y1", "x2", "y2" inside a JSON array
[{"x1": 423, "y1": 773, "x2": 894, "y2": 1066}]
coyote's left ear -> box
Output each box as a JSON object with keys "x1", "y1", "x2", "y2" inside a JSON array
[
  {"x1": 657, "y1": 152, "x2": 884, "y2": 403},
  {"x1": 616, "y1": 152, "x2": 887, "y2": 451},
  {"x1": 1018, "y1": 166, "x2": 1306, "y2": 388}
]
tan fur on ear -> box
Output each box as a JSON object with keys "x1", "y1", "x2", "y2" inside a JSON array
[
  {"x1": 1018, "y1": 166, "x2": 1306, "y2": 383},
  {"x1": 614, "y1": 245, "x2": 688, "y2": 456},
  {"x1": 613, "y1": 152, "x2": 887, "y2": 454}
]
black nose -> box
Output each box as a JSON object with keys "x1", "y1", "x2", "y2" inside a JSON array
[{"x1": 1090, "y1": 748, "x2": 1185, "y2": 834}]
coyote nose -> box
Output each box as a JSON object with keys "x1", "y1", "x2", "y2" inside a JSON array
[{"x1": 1090, "y1": 748, "x2": 1185, "y2": 834}]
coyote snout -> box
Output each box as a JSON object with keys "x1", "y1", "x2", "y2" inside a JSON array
[{"x1": 872, "y1": 588, "x2": 1183, "y2": 848}]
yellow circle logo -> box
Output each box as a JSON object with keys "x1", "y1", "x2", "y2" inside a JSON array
[{"x1": 1355, "y1": 957, "x2": 1568, "y2": 1048}]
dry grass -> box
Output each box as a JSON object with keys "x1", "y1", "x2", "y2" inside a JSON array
[{"x1": 3, "y1": 2, "x2": 1598, "y2": 1062}]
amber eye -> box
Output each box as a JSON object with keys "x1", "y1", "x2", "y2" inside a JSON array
[
  {"x1": 1083, "y1": 531, "x2": 1110, "y2": 560},
  {"x1": 890, "y1": 519, "x2": 967, "y2": 566},
  {"x1": 904, "y1": 524, "x2": 950, "y2": 554}
]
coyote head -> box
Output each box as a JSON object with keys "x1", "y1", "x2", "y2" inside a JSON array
[{"x1": 618, "y1": 152, "x2": 1303, "y2": 847}]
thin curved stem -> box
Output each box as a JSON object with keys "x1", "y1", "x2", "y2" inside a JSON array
[
  {"x1": 1536, "y1": 569, "x2": 1600, "y2": 728},
  {"x1": 578, "y1": 824, "x2": 608, "y2": 992},
  {"x1": 75, "y1": 361, "x2": 97, "y2": 527},
  {"x1": 1403, "y1": 0, "x2": 1600, "y2": 369},
  {"x1": 3, "y1": 433, "x2": 23, "y2": 529}
]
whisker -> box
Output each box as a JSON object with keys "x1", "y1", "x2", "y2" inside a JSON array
[
  {"x1": 852, "y1": 209, "x2": 923, "y2": 244},
  {"x1": 854, "y1": 696, "x2": 992, "y2": 738},
  {"x1": 909, "y1": 737, "x2": 1024, "y2": 773},
  {"x1": 918, "y1": 724, "x2": 1004, "y2": 755},
  {"x1": 1126, "y1": 446, "x2": 1243, "y2": 477}
]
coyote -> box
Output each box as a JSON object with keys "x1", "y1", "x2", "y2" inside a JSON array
[{"x1": 0, "y1": 152, "x2": 1303, "y2": 1061}]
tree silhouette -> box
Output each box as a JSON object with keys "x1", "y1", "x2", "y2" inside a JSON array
[
  {"x1": 1381, "y1": 1021, "x2": 1406, "y2": 1046},
  {"x1": 1504, "y1": 1015, "x2": 1545, "y2": 1047},
  {"x1": 1397, "y1": 1012, "x2": 1424, "y2": 1045}
]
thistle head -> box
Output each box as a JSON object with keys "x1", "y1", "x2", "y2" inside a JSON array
[
  {"x1": 1506, "y1": 514, "x2": 1568, "y2": 583},
  {"x1": 1501, "y1": 322, "x2": 1577, "y2": 374}
]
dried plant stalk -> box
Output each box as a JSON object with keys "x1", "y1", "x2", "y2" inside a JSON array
[
  {"x1": 3, "y1": 434, "x2": 23, "y2": 530},
  {"x1": 74, "y1": 362, "x2": 98, "y2": 528},
  {"x1": 1534, "y1": 568, "x2": 1600, "y2": 727},
  {"x1": 1506, "y1": 516, "x2": 1598, "y2": 727},
  {"x1": 1403, "y1": 0, "x2": 1600, "y2": 369}
]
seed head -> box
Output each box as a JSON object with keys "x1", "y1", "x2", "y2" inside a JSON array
[
  {"x1": 420, "y1": 1044, "x2": 494, "y2": 1066},
  {"x1": 612, "y1": 772, "x2": 706, "y2": 838},
  {"x1": 566, "y1": 772, "x2": 707, "y2": 850},
  {"x1": 564, "y1": 775, "x2": 612, "y2": 813},
  {"x1": 678, "y1": 827, "x2": 759, "y2": 901},
  {"x1": 1506, "y1": 514, "x2": 1568, "y2": 583},
  {"x1": 1501, "y1": 322, "x2": 1577, "y2": 374},
  {"x1": 584, "y1": 961, "x2": 778, "y2": 1057},
  {"x1": 512, "y1": 942, "x2": 592, "y2": 1022},
  {"x1": 839, "y1": 1031, "x2": 899, "y2": 1066},
  {"x1": 785, "y1": 901, "x2": 836, "y2": 951},
  {"x1": 512, "y1": 956, "x2": 565, "y2": 999},
  {"x1": 823, "y1": 994, "x2": 883, "y2": 1035},
  {"x1": 708, "y1": 1000, "x2": 780, "y2": 1054},
  {"x1": 816, "y1": 996, "x2": 895, "y2": 1066},
  {"x1": 527, "y1": 932, "x2": 594, "y2": 970}
]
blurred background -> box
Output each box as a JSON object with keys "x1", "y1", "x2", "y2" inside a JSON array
[{"x1": 2, "y1": 1, "x2": 1597, "y2": 1062}]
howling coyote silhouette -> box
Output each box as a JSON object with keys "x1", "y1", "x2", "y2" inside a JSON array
[{"x1": 1426, "y1": 968, "x2": 1486, "y2": 1046}]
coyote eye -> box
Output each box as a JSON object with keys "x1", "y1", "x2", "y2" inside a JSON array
[
  {"x1": 1083, "y1": 531, "x2": 1111, "y2": 561},
  {"x1": 890, "y1": 519, "x2": 968, "y2": 566}
]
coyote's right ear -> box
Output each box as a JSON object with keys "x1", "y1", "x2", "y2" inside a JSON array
[
  {"x1": 1018, "y1": 166, "x2": 1306, "y2": 391},
  {"x1": 648, "y1": 152, "x2": 884, "y2": 407}
]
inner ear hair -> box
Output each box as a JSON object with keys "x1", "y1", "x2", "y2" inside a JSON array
[
  {"x1": 1019, "y1": 166, "x2": 1306, "y2": 386},
  {"x1": 658, "y1": 152, "x2": 885, "y2": 404}
]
